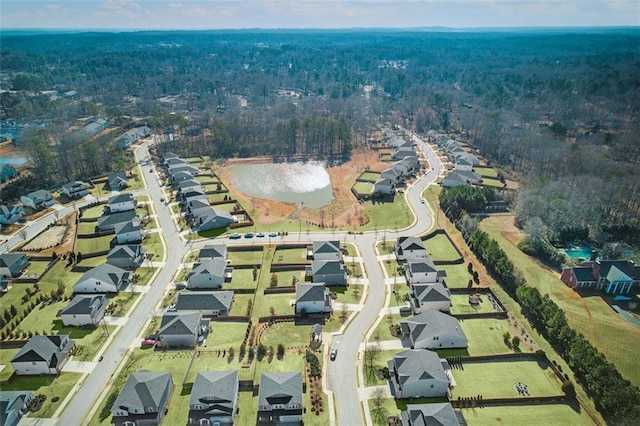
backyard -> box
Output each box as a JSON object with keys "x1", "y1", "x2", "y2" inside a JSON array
[
  {"x1": 2, "y1": 372, "x2": 82, "y2": 418},
  {"x1": 424, "y1": 233, "x2": 461, "y2": 261},
  {"x1": 461, "y1": 403, "x2": 592, "y2": 426},
  {"x1": 460, "y1": 318, "x2": 513, "y2": 356},
  {"x1": 75, "y1": 234, "x2": 114, "y2": 255},
  {"x1": 272, "y1": 247, "x2": 309, "y2": 264},
  {"x1": 450, "y1": 293, "x2": 500, "y2": 315}
]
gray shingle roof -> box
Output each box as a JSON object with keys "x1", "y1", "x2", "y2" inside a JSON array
[
  {"x1": 390, "y1": 349, "x2": 448, "y2": 387},
  {"x1": 411, "y1": 283, "x2": 451, "y2": 303},
  {"x1": 198, "y1": 244, "x2": 227, "y2": 260},
  {"x1": 175, "y1": 291, "x2": 234, "y2": 312},
  {"x1": 192, "y1": 258, "x2": 227, "y2": 278},
  {"x1": 108, "y1": 193, "x2": 134, "y2": 205},
  {"x1": 190, "y1": 371, "x2": 238, "y2": 410},
  {"x1": 401, "y1": 402, "x2": 459, "y2": 426},
  {"x1": 159, "y1": 311, "x2": 202, "y2": 337},
  {"x1": 12, "y1": 335, "x2": 73, "y2": 365},
  {"x1": 112, "y1": 371, "x2": 172, "y2": 413},
  {"x1": 400, "y1": 311, "x2": 466, "y2": 345},
  {"x1": 296, "y1": 283, "x2": 328, "y2": 303},
  {"x1": 258, "y1": 372, "x2": 302, "y2": 408},
  {"x1": 59, "y1": 294, "x2": 107, "y2": 316}
]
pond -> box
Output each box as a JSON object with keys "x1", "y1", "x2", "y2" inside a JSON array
[
  {"x1": 229, "y1": 161, "x2": 334, "y2": 209},
  {"x1": 0, "y1": 156, "x2": 29, "y2": 166}
]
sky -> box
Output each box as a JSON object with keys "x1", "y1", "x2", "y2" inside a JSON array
[{"x1": 1, "y1": 0, "x2": 638, "y2": 30}]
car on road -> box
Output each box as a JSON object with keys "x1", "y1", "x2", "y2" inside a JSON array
[
  {"x1": 330, "y1": 348, "x2": 338, "y2": 361},
  {"x1": 244, "y1": 232, "x2": 254, "y2": 238},
  {"x1": 229, "y1": 233, "x2": 241, "y2": 239},
  {"x1": 420, "y1": 198, "x2": 426, "y2": 204},
  {"x1": 160, "y1": 197, "x2": 165, "y2": 203},
  {"x1": 269, "y1": 232, "x2": 277, "y2": 237},
  {"x1": 141, "y1": 339, "x2": 156, "y2": 348},
  {"x1": 256, "y1": 232, "x2": 265, "y2": 238}
]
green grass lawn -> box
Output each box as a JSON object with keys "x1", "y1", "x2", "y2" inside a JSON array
[
  {"x1": 107, "y1": 292, "x2": 140, "y2": 317},
  {"x1": 480, "y1": 215, "x2": 640, "y2": 386},
  {"x1": 450, "y1": 293, "x2": 498, "y2": 315},
  {"x1": 81, "y1": 205, "x2": 105, "y2": 219},
  {"x1": 211, "y1": 202, "x2": 235, "y2": 213},
  {"x1": 474, "y1": 167, "x2": 499, "y2": 178},
  {"x1": 75, "y1": 234, "x2": 113, "y2": 255},
  {"x1": 353, "y1": 182, "x2": 374, "y2": 195},
  {"x1": 24, "y1": 260, "x2": 52, "y2": 277},
  {"x1": 227, "y1": 269, "x2": 260, "y2": 290},
  {"x1": 360, "y1": 172, "x2": 381, "y2": 181},
  {"x1": 258, "y1": 294, "x2": 295, "y2": 317},
  {"x1": 269, "y1": 270, "x2": 306, "y2": 288},
  {"x1": 228, "y1": 294, "x2": 255, "y2": 316},
  {"x1": 364, "y1": 349, "x2": 399, "y2": 386},
  {"x1": 372, "y1": 314, "x2": 402, "y2": 341},
  {"x1": 361, "y1": 196, "x2": 412, "y2": 232},
  {"x1": 450, "y1": 359, "x2": 563, "y2": 399},
  {"x1": 76, "y1": 221, "x2": 98, "y2": 235},
  {"x1": 388, "y1": 282, "x2": 410, "y2": 307},
  {"x1": 441, "y1": 264, "x2": 473, "y2": 288},
  {"x1": 342, "y1": 243, "x2": 358, "y2": 257},
  {"x1": 253, "y1": 348, "x2": 305, "y2": 378},
  {"x1": 196, "y1": 176, "x2": 221, "y2": 185},
  {"x1": 376, "y1": 241, "x2": 395, "y2": 255},
  {"x1": 3, "y1": 372, "x2": 82, "y2": 418},
  {"x1": 39, "y1": 261, "x2": 83, "y2": 297},
  {"x1": 142, "y1": 232, "x2": 164, "y2": 261},
  {"x1": 76, "y1": 255, "x2": 107, "y2": 268},
  {"x1": 0, "y1": 348, "x2": 20, "y2": 381},
  {"x1": 381, "y1": 258, "x2": 401, "y2": 278},
  {"x1": 346, "y1": 261, "x2": 364, "y2": 278},
  {"x1": 329, "y1": 284, "x2": 363, "y2": 305},
  {"x1": 272, "y1": 247, "x2": 308, "y2": 264},
  {"x1": 125, "y1": 166, "x2": 145, "y2": 191},
  {"x1": 206, "y1": 321, "x2": 250, "y2": 350},
  {"x1": 461, "y1": 403, "x2": 593, "y2": 426},
  {"x1": 134, "y1": 267, "x2": 156, "y2": 286},
  {"x1": 229, "y1": 249, "x2": 264, "y2": 265},
  {"x1": 424, "y1": 233, "x2": 461, "y2": 261},
  {"x1": 481, "y1": 179, "x2": 506, "y2": 188},
  {"x1": 259, "y1": 321, "x2": 315, "y2": 348},
  {"x1": 460, "y1": 318, "x2": 512, "y2": 356}
]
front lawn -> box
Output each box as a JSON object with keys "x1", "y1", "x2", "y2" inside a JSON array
[
  {"x1": 424, "y1": 233, "x2": 461, "y2": 262},
  {"x1": 376, "y1": 241, "x2": 395, "y2": 255},
  {"x1": 142, "y1": 232, "x2": 164, "y2": 261},
  {"x1": 461, "y1": 403, "x2": 593, "y2": 426},
  {"x1": 361, "y1": 196, "x2": 412, "y2": 232},
  {"x1": 81, "y1": 205, "x2": 105, "y2": 219},
  {"x1": 75, "y1": 234, "x2": 114, "y2": 255},
  {"x1": 372, "y1": 313, "x2": 402, "y2": 342},
  {"x1": 107, "y1": 292, "x2": 139, "y2": 317},
  {"x1": 329, "y1": 284, "x2": 363, "y2": 305},
  {"x1": 450, "y1": 359, "x2": 563, "y2": 399},
  {"x1": 134, "y1": 267, "x2": 156, "y2": 286},
  {"x1": 3, "y1": 372, "x2": 82, "y2": 418},
  {"x1": 381, "y1": 258, "x2": 401, "y2": 278}
]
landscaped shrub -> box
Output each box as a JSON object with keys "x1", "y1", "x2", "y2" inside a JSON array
[{"x1": 518, "y1": 235, "x2": 566, "y2": 268}]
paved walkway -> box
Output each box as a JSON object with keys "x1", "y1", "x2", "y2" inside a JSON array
[
  {"x1": 103, "y1": 316, "x2": 128, "y2": 326},
  {"x1": 612, "y1": 305, "x2": 640, "y2": 326},
  {"x1": 19, "y1": 418, "x2": 59, "y2": 426},
  {"x1": 359, "y1": 339, "x2": 403, "y2": 351},
  {"x1": 131, "y1": 285, "x2": 150, "y2": 293}
]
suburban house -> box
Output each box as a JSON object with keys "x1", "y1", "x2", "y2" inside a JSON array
[
  {"x1": 73, "y1": 263, "x2": 131, "y2": 293},
  {"x1": 0, "y1": 205, "x2": 25, "y2": 225},
  {"x1": 179, "y1": 187, "x2": 206, "y2": 203},
  {"x1": 58, "y1": 294, "x2": 108, "y2": 327},
  {"x1": 11, "y1": 335, "x2": 75, "y2": 376},
  {"x1": 387, "y1": 349, "x2": 449, "y2": 399},
  {"x1": 198, "y1": 244, "x2": 228, "y2": 261},
  {"x1": 191, "y1": 208, "x2": 235, "y2": 232},
  {"x1": 560, "y1": 259, "x2": 640, "y2": 294},
  {"x1": 387, "y1": 137, "x2": 413, "y2": 149},
  {"x1": 257, "y1": 372, "x2": 303, "y2": 424},
  {"x1": 106, "y1": 171, "x2": 128, "y2": 191},
  {"x1": 0, "y1": 253, "x2": 29, "y2": 278},
  {"x1": 185, "y1": 199, "x2": 211, "y2": 217},
  {"x1": 380, "y1": 167, "x2": 403, "y2": 184},
  {"x1": 61, "y1": 181, "x2": 89, "y2": 199},
  {"x1": 391, "y1": 147, "x2": 418, "y2": 162},
  {"x1": 307, "y1": 260, "x2": 347, "y2": 285},
  {"x1": 168, "y1": 165, "x2": 199, "y2": 178},
  {"x1": 454, "y1": 157, "x2": 474, "y2": 172},
  {"x1": 107, "y1": 193, "x2": 136, "y2": 213},
  {"x1": 295, "y1": 283, "x2": 332, "y2": 314},
  {"x1": 96, "y1": 210, "x2": 139, "y2": 232},
  {"x1": 409, "y1": 282, "x2": 451, "y2": 314},
  {"x1": 188, "y1": 371, "x2": 239, "y2": 425},
  {"x1": 0, "y1": 390, "x2": 34, "y2": 426},
  {"x1": 188, "y1": 259, "x2": 232, "y2": 290},
  {"x1": 111, "y1": 371, "x2": 173, "y2": 426},
  {"x1": 395, "y1": 237, "x2": 427, "y2": 262},
  {"x1": 400, "y1": 310, "x2": 468, "y2": 350},
  {"x1": 307, "y1": 241, "x2": 342, "y2": 261},
  {"x1": 404, "y1": 257, "x2": 445, "y2": 284},
  {"x1": 162, "y1": 152, "x2": 180, "y2": 164},
  {"x1": 107, "y1": 244, "x2": 145, "y2": 269},
  {"x1": 373, "y1": 177, "x2": 395, "y2": 195},
  {"x1": 165, "y1": 157, "x2": 188, "y2": 168},
  {"x1": 178, "y1": 179, "x2": 201, "y2": 191},
  {"x1": 114, "y1": 221, "x2": 144, "y2": 244},
  {"x1": 171, "y1": 171, "x2": 196, "y2": 186},
  {"x1": 441, "y1": 169, "x2": 482, "y2": 188},
  {"x1": 114, "y1": 126, "x2": 151, "y2": 149},
  {"x1": 157, "y1": 311, "x2": 204, "y2": 348},
  {"x1": 401, "y1": 403, "x2": 460, "y2": 426},
  {"x1": 174, "y1": 291, "x2": 234, "y2": 316},
  {"x1": 63, "y1": 118, "x2": 108, "y2": 144},
  {"x1": 20, "y1": 189, "x2": 55, "y2": 210}
]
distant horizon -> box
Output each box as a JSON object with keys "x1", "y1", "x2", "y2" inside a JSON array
[{"x1": 2, "y1": 1, "x2": 638, "y2": 30}]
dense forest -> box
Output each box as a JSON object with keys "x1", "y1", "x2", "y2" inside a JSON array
[{"x1": 1, "y1": 29, "x2": 638, "y2": 245}]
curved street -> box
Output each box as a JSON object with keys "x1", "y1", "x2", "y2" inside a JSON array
[{"x1": 8, "y1": 130, "x2": 442, "y2": 426}]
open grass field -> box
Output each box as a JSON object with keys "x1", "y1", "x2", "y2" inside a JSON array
[
  {"x1": 229, "y1": 249, "x2": 263, "y2": 265},
  {"x1": 260, "y1": 321, "x2": 317, "y2": 348},
  {"x1": 480, "y1": 215, "x2": 640, "y2": 386},
  {"x1": 3, "y1": 372, "x2": 82, "y2": 418},
  {"x1": 461, "y1": 403, "x2": 594, "y2": 426},
  {"x1": 424, "y1": 233, "x2": 461, "y2": 261},
  {"x1": 440, "y1": 264, "x2": 474, "y2": 288},
  {"x1": 450, "y1": 293, "x2": 498, "y2": 315},
  {"x1": 0, "y1": 348, "x2": 21, "y2": 381},
  {"x1": 39, "y1": 262, "x2": 83, "y2": 297},
  {"x1": 461, "y1": 318, "x2": 513, "y2": 356},
  {"x1": 206, "y1": 321, "x2": 250, "y2": 350},
  {"x1": 258, "y1": 293, "x2": 295, "y2": 317},
  {"x1": 362, "y1": 197, "x2": 413, "y2": 232},
  {"x1": 450, "y1": 359, "x2": 562, "y2": 399},
  {"x1": 272, "y1": 247, "x2": 308, "y2": 264},
  {"x1": 141, "y1": 232, "x2": 164, "y2": 261},
  {"x1": 75, "y1": 234, "x2": 113, "y2": 254}
]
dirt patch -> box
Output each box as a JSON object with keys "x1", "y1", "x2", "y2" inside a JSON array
[
  {"x1": 21, "y1": 212, "x2": 77, "y2": 256},
  {"x1": 216, "y1": 148, "x2": 389, "y2": 228},
  {"x1": 489, "y1": 214, "x2": 525, "y2": 246}
]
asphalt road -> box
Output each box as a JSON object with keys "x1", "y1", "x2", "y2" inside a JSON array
[{"x1": 12, "y1": 131, "x2": 442, "y2": 425}]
